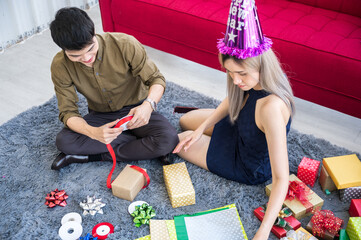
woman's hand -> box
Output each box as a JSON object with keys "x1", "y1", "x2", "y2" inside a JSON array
[
  {"x1": 173, "y1": 127, "x2": 204, "y2": 153},
  {"x1": 89, "y1": 119, "x2": 123, "y2": 144},
  {"x1": 126, "y1": 102, "x2": 153, "y2": 129}
]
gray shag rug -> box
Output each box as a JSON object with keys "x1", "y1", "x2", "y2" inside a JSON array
[{"x1": 0, "y1": 82, "x2": 359, "y2": 239}]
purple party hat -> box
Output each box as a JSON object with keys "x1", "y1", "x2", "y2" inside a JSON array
[{"x1": 217, "y1": 0, "x2": 272, "y2": 59}]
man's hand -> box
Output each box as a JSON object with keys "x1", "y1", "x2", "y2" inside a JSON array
[
  {"x1": 89, "y1": 119, "x2": 123, "y2": 144},
  {"x1": 126, "y1": 101, "x2": 153, "y2": 129}
]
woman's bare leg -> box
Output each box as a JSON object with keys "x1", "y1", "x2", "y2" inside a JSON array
[
  {"x1": 176, "y1": 130, "x2": 211, "y2": 170},
  {"x1": 179, "y1": 109, "x2": 215, "y2": 136}
]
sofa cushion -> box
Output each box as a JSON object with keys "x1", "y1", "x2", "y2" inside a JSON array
[{"x1": 289, "y1": 0, "x2": 361, "y2": 18}]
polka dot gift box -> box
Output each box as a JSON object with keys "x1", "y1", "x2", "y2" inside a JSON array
[
  {"x1": 163, "y1": 162, "x2": 195, "y2": 208},
  {"x1": 346, "y1": 217, "x2": 361, "y2": 240},
  {"x1": 297, "y1": 157, "x2": 321, "y2": 187},
  {"x1": 340, "y1": 186, "x2": 361, "y2": 203}
]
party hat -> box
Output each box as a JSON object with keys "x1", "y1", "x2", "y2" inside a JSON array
[{"x1": 217, "y1": 0, "x2": 272, "y2": 59}]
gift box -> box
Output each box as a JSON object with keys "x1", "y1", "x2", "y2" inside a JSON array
[
  {"x1": 266, "y1": 174, "x2": 324, "y2": 219},
  {"x1": 254, "y1": 205, "x2": 301, "y2": 238},
  {"x1": 280, "y1": 227, "x2": 318, "y2": 240},
  {"x1": 149, "y1": 220, "x2": 177, "y2": 240},
  {"x1": 350, "y1": 199, "x2": 361, "y2": 217},
  {"x1": 135, "y1": 236, "x2": 150, "y2": 240},
  {"x1": 319, "y1": 165, "x2": 337, "y2": 192},
  {"x1": 111, "y1": 164, "x2": 148, "y2": 201},
  {"x1": 346, "y1": 217, "x2": 361, "y2": 240},
  {"x1": 297, "y1": 157, "x2": 320, "y2": 187},
  {"x1": 339, "y1": 229, "x2": 350, "y2": 240},
  {"x1": 306, "y1": 210, "x2": 343, "y2": 240},
  {"x1": 340, "y1": 187, "x2": 361, "y2": 203},
  {"x1": 163, "y1": 162, "x2": 195, "y2": 208},
  {"x1": 323, "y1": 154, "x2": 361, "y2": 189}
]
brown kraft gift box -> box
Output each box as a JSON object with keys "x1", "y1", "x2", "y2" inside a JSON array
[
  {"x1": 111, "y1": 164, "x2": 147, "y2": 201},
  {"x1": 319, "y1": 165, "x2": 337, "y2": 192}
]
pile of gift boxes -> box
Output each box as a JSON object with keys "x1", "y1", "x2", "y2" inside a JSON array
[{"x1": 254, "y1": 154, "x2": 361, "y2": 240}]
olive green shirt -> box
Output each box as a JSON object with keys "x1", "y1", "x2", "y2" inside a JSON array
[{"x1": 51, "y1": 33, "x2": 166, "y2": 126}]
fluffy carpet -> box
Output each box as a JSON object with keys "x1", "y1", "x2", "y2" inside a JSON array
[{"x1": 0, "y1": 82, "x2": 359, "y2": 239}]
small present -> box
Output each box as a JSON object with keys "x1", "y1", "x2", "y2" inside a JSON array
[
  {"x1": 254, "y1": 205, "x2": 301, "y2": 238},
  {"x1": 266, "y1": 174, "x2": 324, "y2": 219},
  {"x1": 340, "y1": 187, "x2": 361, "y2": 203},
  {"x1": 323, "y1": 154, "x2": 361, "y2": 189},
  {"x1": 346, "y1": 217, "x2": 361, "y2": 240},
  {"x1": 306, "y1": 210, "x2": 343, "y2": 240},
  {"x1": 339, "y1": 229, "x2": 350, "y2": 240},
  {"x1": 281, "y1": 227, "x2": 318, "y2": 240},
  {"x1": 163, "y1": 162, "x2": 195, "y2": 208},
  {"x1": 149, "y1": 220, "x2": 177, "y2": 240},
  {"x1": 111, "y1": 165, "x2": 148, "y2": 201},
  {"x1": 319, "y1": 165, "x2": 337, "y2": 192},
  {"x1": 297, "y1": 157, "x2": 321, "y2": 187},
  {"x1": 350, "y1": 199, "x2": 361, "y2": 217},
  {"x1": 135, "y1": 236, "x2": 150, "y2": 240}
]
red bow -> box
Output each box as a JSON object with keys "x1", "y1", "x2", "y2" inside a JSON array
[
  {"x1": 45, "y1": 188, "x2": 68, "y2": 208},
  {"x1": 311, "y1": 210, "x2": 343, "y2": 237},
  {"x1": 286, "y1": 181, "x2": 313, "y2": 212}
]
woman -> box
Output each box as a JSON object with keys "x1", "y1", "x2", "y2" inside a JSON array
[{"x1": 173, "y1": 0, "x2": 294, "y2": 236}]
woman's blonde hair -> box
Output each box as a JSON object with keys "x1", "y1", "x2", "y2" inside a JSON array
[{"x1": 219, "y1": 49, "x2": 294, "y2": 123}]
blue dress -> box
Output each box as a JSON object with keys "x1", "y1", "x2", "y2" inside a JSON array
[{"x1": 207, "y1": 89, "x2": 291, "y2": 185}]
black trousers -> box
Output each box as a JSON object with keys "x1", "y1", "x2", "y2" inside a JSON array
[{"x1": 56, "y1": 102, "x2": 179, "y2": 162}]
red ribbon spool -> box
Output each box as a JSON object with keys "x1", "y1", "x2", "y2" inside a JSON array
[{"x1": 92, "y1": 222, "x2": 114, "y2": 239}]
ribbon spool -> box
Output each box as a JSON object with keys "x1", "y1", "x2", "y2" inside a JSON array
[
  {"x1": 59, "y1": 212, "x2": 83, "y2": 240},
  {"x1": 59, "y1": 222, "x2": 83, "y2": 240},
  {"x1": 92, "y1": 222, "x2": 114, "y2": 240}
]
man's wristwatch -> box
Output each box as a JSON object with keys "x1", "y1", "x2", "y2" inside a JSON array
[{"x1": 145, "y1": 98, "x2": 157, "y2": 111}]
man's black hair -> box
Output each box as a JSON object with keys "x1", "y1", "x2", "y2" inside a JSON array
[{"x1": 50, "y1": 7, "x2": 95, "y2": 50}]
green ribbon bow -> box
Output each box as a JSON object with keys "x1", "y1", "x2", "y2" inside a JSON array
[
  {"x1": 131, "y1": 203, "x2": 156, "y2": 227},
  {"x1": 262, "y1": 205, "x2": 293, "y2": 231}
]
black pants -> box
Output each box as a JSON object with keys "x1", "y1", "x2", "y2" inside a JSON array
[{"x1": 56, "y1": 102, "x2": 179, "y2": 161}]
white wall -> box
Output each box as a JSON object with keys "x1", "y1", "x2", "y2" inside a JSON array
[{"x1": 0, "y1": 0, "x2": 99, "y2": 53}]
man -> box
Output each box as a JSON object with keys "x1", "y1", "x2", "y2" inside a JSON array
[{"x1": 49, "y1": 7, "x2": 178, "y2": 170}]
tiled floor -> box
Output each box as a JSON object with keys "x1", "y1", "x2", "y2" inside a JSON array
[{"x1": 0, "y1": 5, "x2": 360, "y2": 154}]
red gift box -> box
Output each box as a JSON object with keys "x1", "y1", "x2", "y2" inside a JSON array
[
  {"x1": 254, "y1": 206, "x2": 301, "y2": 238},
  {"x1": 349, "y1": 199, "x2": 361, "y2": 217},
  {"x1": 297, "y1": 157, "x2": 321, "y2": 187}
]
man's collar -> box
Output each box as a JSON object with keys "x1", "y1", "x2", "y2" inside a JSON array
[{"x1": 95, "y1": 34, "x2": 103, "y2": 62}]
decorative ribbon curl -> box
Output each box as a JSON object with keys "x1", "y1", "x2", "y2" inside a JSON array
[
  {"x1": 80, "y1": 233, "x2": 98, "y2": 240},
  {"x1": 286, "y1": 181, "x2": 313, "y2": 213},
  {"x1": 311, "y1": 210, "x2": 343, "y2": 238},
  {"x1": 130, "y1": 203, "x2": 156, "y2": 227},
  {"x1": 262, "y1": 205, "x2": 293, "y2": 231},
  {"x1": 45, "y1": 188, "x2": 68, "y2": 208}
]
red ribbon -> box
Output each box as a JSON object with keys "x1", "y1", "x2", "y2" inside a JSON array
[
  {"x1": 286, "y1": 181, "x2": 313, "y2": 213},
  {"x1": 311, "y1": 210, "x2": 343, "y2": 238},
  {"x1": 106, "y1": 116, "x2": 150, "y2": 189},
  {"x1": 45, "y1": 188, "x2": 68, "y2": 208}
]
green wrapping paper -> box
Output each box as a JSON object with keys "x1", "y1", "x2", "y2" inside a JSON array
[{"x1": 174, "y1": 204, "x2": 247, "y2": 240}]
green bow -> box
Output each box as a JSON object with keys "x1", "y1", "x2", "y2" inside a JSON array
[{"x1": 131, "y1": 203, "x2": 156, "y2": 227}]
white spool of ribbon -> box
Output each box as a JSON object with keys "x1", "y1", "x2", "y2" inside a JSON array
[
  {"x1": 58, "y1": 221, "x2": 83, "y2": 240},
  {"x1": 61, "y1": 212, "x2": 82, "y2": 225}
]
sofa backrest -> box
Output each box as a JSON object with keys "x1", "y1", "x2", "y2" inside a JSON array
[{"x1": 289, "y1": 0, "x2": 361, "y2": 18}]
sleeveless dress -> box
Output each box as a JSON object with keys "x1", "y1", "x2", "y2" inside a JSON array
[{"x1": 206, "y1": 89, "x2": 291, "y2": 185}]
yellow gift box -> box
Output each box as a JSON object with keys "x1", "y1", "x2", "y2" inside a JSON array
[
  {"x1": 346, "y1": 217, "x2": 361, "y2": 240},
  {"x1": 163, "y1": 162, "x2": 195, "y2": 208},
  {"x1": 323, "y1": 154, "x2": 361, "y2": 189},
  {"x1": 266, "y1": 174, "x2": 324, "y2": 219},
  {"x1": 150, "y1": 220, "x2": 177, "y2": 240}
]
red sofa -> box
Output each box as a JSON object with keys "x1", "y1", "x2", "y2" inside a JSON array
[{"x1": 99, "y1": 0, "x2": 361, "y2": 118}]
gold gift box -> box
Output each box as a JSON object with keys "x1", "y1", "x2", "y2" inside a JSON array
[
  {"x1": 266, "y1": 174, "x2": 324, "y2": 219},
  {"x1": 163, "y1": 162, "x2": 195, "y2": 208},
  {"x1": 111, "y1": 164, "x2": 147, "y2": 201},
  {"x1": 323, "y1": 154, "x2": 361, "y2": 189}
]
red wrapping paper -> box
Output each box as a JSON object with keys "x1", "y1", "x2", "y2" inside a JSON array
[
  {"x1": 349, "y1": 199, "x2": 361, "y2": 217},
  {"x1": 254, "y1": 206, "x2": 301, "y2": 238},
  {"x1": 297, "y1": 157, "x2": 320, "y2": 187}
]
